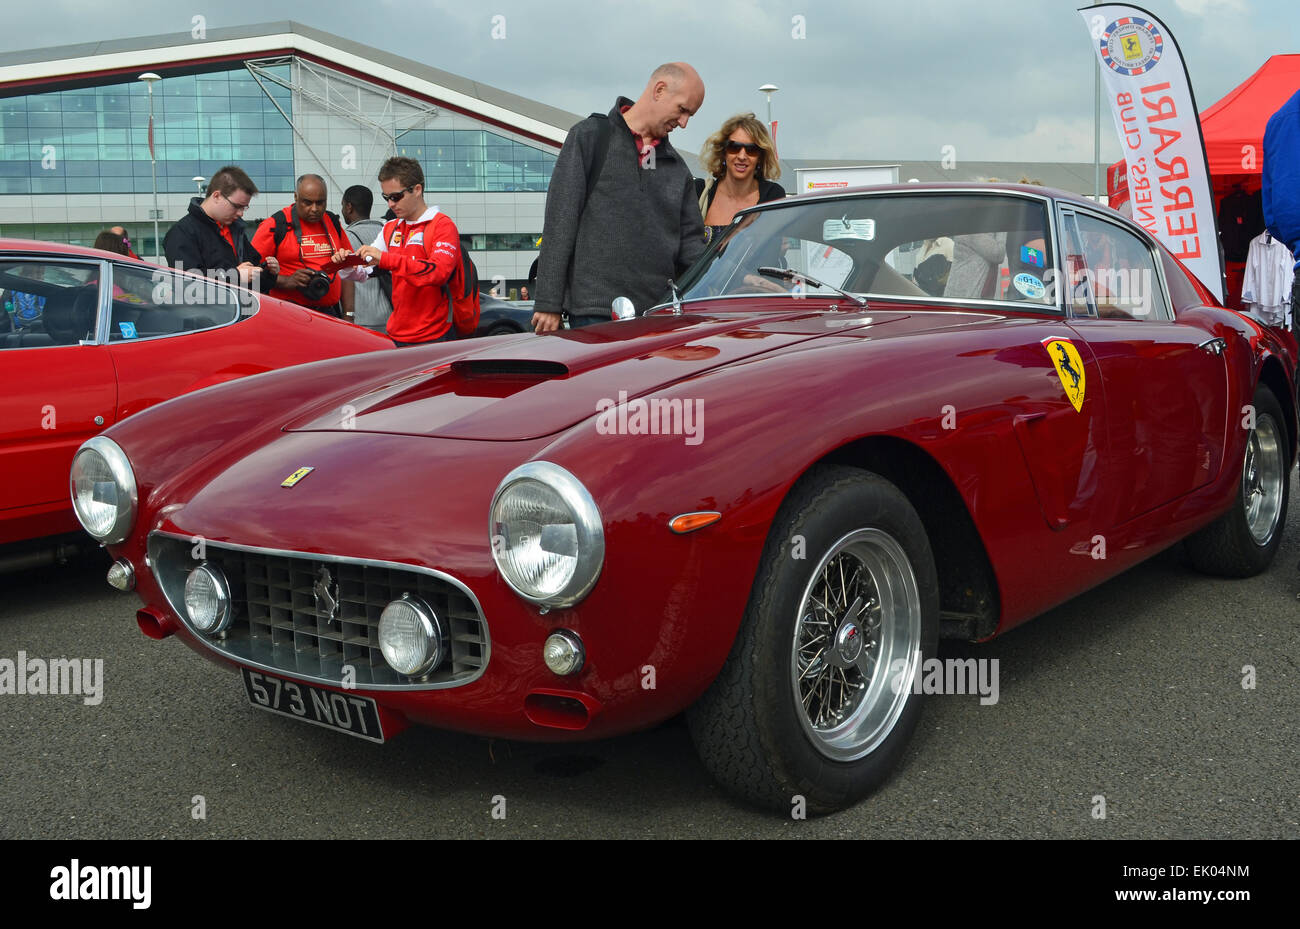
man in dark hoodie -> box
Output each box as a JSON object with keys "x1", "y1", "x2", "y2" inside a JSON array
[
  {"x1": 163, "y1": 164, "x2": 278, "y2": 292},
  {"x1": 531, "y1": 63, "x2": 706, "y2": 332}
]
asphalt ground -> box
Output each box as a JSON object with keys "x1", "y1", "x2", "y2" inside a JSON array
[{"x1": 1, "y1": 473, "x2": 1297, "y2": 840}]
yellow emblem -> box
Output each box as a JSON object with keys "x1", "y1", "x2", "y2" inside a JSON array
[
  {"x1": 281, "y1": 466, "x2": 314, "y2": 488},
  {"x1": 1045, "y1": 339, "x2": 1086, "y2": 412}
]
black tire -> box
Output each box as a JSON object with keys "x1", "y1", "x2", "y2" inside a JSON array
[
  {"x1": 1185, "y1": 383, "x2": 1291, "y2": 577},
  {"x1": 687, "y1": 465, "x2": 939, "y2": 815}
]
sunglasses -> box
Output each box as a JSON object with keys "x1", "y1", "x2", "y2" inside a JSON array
[
  {"x1": 725, "y1": 141, "x2": 761, "y2": 156},
  {"x1": 382, "y1": 186, "x2": 415, "y2": 204}
]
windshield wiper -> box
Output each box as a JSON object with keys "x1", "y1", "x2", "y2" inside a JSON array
[{"x1": 756, "y1": 267, "x2": 867, "y2": 307}]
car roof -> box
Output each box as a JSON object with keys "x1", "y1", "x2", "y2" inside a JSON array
[
  {"x1": 0, "y1": 237, "x2": 154, "y2": 262},
  {"x1": 784, "y1": 180, "x2": 1096, "y2": 207}
]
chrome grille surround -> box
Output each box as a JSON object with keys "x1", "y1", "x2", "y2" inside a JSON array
[{"x1": 148, "y1": 532, "x2": 489, "y2": 690}]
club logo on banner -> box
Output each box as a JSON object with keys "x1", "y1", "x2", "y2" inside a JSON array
[
  {"x1": 1100, "y1": 17, "x2": 1163, "y2": 76},
  {"x1": 1079, "y1": 4, "x2": 1224, "y2": 302}
]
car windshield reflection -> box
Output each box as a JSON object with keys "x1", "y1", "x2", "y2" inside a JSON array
[{"x1": 676, "y1": 192, "x2": 1059, "y2": 313}]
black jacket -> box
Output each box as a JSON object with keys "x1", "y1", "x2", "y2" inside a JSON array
[
  {"x1": 694, "y1": 175, "x2": 787, "y2": 212},
  {"x1": 163, "y1": 197, "x2": 272, "y2": 292}
]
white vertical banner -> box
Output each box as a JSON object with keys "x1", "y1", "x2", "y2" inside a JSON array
[{"x1": 1079, "y1": 4, "x2": 1223, "y2": 302}]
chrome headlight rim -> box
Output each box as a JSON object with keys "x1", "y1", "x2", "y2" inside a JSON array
[
  {"x1": 184, "y1": 561, "x2": 233, "y2": 635},
  {"x1": 377, "y1": 594, "x2": 445, "y2": 677},
  {"x1": 489, "y1": 461, "x2": 605, "y2": 609},
  {"x1": 69, "y1": 436, "x2": 138, "y2": 544}
]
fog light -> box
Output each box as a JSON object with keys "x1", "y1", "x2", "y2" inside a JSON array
[
  {"x1": 106, "y1": 559, "x2": 135, "y2": 591},
  {"x1": 543, "y1": 630, "x2": 585, "y2": 676},
  {"x1": 184, "y1": 562, "x2": 232, "y2": 634},
  {"x1": 378, "y1": 594, "x2": 445, "y2": 677}
]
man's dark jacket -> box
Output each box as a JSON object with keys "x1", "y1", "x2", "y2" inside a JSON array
[
  {"x1": 163, "y1": 197, "x2": 272, "y2": 292},
  {"x1": 535, "y1": 98, "x2": 705, "y2": 320}
]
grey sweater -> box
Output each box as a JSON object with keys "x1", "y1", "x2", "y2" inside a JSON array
[{"x1": 534, "y1": 97, "x2": 706, "y2": 319}]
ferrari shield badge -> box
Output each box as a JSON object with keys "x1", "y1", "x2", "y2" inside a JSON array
[
  {"x1": 281, "y1": 466, "x2": 315, "y2": 488},
  {"x1": 1044, "y1": 338, "x2": 1086, "y2": 412}
]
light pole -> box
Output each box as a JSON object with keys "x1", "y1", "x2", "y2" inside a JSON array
[
  {"x1": 193, "y1": 176, "x2": 206, "y2": 195},
  {"x1": 138, "y1": 73, "x2": 162, "y2": 260},
  {"x1": 758, "y1": 83, "x2": 779, "y2": 138}
]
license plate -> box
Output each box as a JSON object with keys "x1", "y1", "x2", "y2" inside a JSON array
[{"x1": 241, "y1": 669, "x2": 384, "y2": 743}]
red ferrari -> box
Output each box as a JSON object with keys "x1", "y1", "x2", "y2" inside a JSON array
[
  {"x1": 72, "y1": 186, "x2": 1297, "y2": 813},
  {"x1": 0, "y1": 240, "x2": 390, "y2": 569}
]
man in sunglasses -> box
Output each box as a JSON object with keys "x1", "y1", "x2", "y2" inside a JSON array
[
  {"x1": 163, "y1": 165, "x2": 279, "y2": 292},
  {"x1": 532, "y1": 62, "x2": 706, "y2": 332},
  {"x1": 332, "y1": 156, "x2": 474, "y2": 346}
]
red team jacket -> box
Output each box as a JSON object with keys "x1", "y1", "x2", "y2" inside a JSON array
[{"x1": 362, "y1": 208, "x2": 473, "y2": 343}]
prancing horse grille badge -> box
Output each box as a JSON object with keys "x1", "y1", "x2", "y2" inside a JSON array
[{"x1": 313, "y1": 566, "x2": 340, "y2": 622}]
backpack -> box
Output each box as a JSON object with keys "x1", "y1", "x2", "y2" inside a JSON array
[
  {"x1": 583, "y1": 112, "x2": 613, "y2": 205},
  {"x1": 443, "y1": 240, "x2": 480, "y2": 337}
]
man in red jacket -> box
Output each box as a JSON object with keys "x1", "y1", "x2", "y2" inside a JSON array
[{"x1": 334, "y1": 157, "x2": 471, "y2": 346}]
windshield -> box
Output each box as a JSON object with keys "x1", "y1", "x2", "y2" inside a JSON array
[{"x1": 677, "y1": 192, "x2": 1058, "y2": 312}]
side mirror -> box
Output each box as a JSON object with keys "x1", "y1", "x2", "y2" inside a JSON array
[{"x1": 611, "y1": 296, "x2": 636, "y2": 321}]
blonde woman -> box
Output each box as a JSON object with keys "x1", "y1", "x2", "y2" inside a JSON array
[{"x1": 695, "y1": 113, "x2": 785, "y2": 243}]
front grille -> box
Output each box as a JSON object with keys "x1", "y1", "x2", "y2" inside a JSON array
[{"x1": 149, "y1": 534, "x2": 488, "y2": 689}]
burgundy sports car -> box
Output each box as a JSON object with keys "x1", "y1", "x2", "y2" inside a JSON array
[
  {"x1": 0, "y1": 239, "x2": 390, "y2": 570},
  {"x1": 72, "y1": 186, "x2": 1296, "y2": 813}
]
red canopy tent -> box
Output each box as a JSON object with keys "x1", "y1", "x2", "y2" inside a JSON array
[{"x1": 1107, "y1": 54, "x2": 1300, "y2": 307}]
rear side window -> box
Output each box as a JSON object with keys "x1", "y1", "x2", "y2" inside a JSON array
[
  {"x1": 1160, "y1": 248, "x2": 1206, "y2": 313},
  {"x1": 1063, "y1": 212, "x2": 1171, "y2": 321},
  {"x1": 108, "y1": 264, "x2": 248, "y2": 340}
]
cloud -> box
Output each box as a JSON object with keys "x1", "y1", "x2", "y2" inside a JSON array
[{"x1": 1174, "y1": 0, "x2": 1249, "y2": 15}]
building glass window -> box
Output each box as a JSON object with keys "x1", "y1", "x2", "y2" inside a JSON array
[{"x1": 0, "y1": 64, "x2": 294, "y2": 195}]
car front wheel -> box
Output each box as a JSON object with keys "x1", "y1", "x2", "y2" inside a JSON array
[
  {"x1": 1185, "y1": 383, "x2": 1291, "y2": 577},
  {"x1": 687, "y1": 465, "x2": 939, "y2": 815}
]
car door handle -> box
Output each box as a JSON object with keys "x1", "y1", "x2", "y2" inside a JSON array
[{"x1": 1197, "y1": 337, "x2": 1226, "y2": 355}]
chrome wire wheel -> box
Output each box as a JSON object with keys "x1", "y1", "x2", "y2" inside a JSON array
[
  {"x1": 1242, "y1": 412, "x2": 1284, "y2": 546},
  {"x1": 790, "y1": 528, "x2": 922, "y2": 762}
]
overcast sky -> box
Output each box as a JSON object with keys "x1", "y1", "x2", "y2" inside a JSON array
[{"x1": 3, "y1": 0, "x2": 1295, "y2": 168}]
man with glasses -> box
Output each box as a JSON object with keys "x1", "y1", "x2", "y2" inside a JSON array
[
  {"x1": 163, "y1": 165, "x2": 279, "y2": 292},
  {"x1": 333, "y1": 156, "x2": 472, "y2": 346}
]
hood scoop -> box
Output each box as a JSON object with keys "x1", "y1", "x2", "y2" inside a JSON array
[{"x1": 450, "y1": 359, "x2": 569, "y2": 379}]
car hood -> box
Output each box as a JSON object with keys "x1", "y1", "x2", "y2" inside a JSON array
[{"x1": 283, "y1": 306, "x2": 993, "y2": 441}]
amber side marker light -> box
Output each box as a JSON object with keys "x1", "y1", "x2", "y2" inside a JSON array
[{"x1": 669, "y1": 511, "x2": 722, "y2": 534}]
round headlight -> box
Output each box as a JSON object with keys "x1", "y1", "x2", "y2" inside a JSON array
[
  {"x1": 69, "y1": 436, "x2": 137, "y2": 544},
  {"x1": 489, "y1": 462, "x2": 604, "y2": 608},
  {"x1": 184, "y1": 562, "x2": 232, "y2": 634},
  {"x1": 378, "y1": 595, "x2": 445, "y2": 677}
]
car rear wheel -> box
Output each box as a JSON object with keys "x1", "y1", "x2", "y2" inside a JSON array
[
  {"x1": 687, "y1": 465, "x2": 939, "y2": 815},
  {"x1": 1185, "y1": 383, "x2": 1291, "y2": 577}
]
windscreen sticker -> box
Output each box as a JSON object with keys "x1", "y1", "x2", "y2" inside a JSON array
[
  {"x1": 1013, "y1": 273, "x2": 1046, "y2": 299},
  {"x1": 1043, "y1": 337, "x2": 1086, "y2": 412},
  {"x1": 117, "y1": 321, "x2": 137, "y2": 339},
  {"x1": 1020, "y1": 245, "x2": 1045, "y2": 267}
]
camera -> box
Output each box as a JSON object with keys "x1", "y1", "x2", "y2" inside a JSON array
[{"x1": 302, "y1": 270, "x2": 332, "y2": 302}]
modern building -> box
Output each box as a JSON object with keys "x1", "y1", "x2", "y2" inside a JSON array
[
  {"x1": 0, "y1": 22, "x2": 583, "y2": 290},
  {"x1": 0, "y1": 21, "x2": 1114, "y2": 297}
]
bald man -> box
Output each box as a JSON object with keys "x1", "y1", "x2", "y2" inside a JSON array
[
  {"x1": 532, "y1": 62, "x2": 707, "y2": 332},
  {"x1": 252, "y1": 173, "x2": 352, "y2": 317}
]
